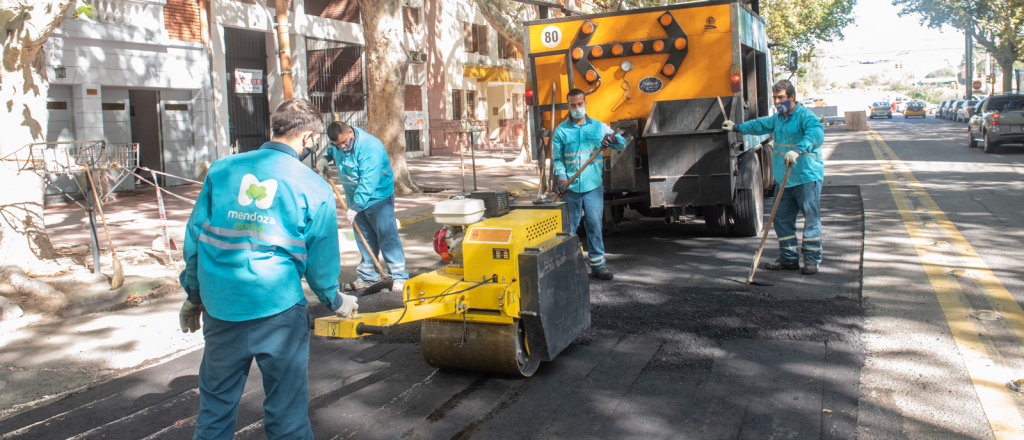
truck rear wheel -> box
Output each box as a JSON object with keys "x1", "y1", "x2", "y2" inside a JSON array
[
  {"x1": 732, "y1": 164, "x2": 764, "y2": 238},
  {"x1": 704, "y1": 205, "x2": 731, "y2": 236}
]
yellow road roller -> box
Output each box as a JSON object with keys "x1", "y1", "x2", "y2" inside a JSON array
[{"x1": 314, "y1": 191, "x2": 591, "y2": 377}]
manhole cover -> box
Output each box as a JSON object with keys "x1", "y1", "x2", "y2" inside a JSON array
[{"x1": 970, "y1": 310, "x2": 1003, "y2": 321}]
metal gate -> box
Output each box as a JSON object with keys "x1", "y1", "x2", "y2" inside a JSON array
[
  {"x1": 306, "y1": 38, "x2": 367, "y2": 147},
  {"x1": 225, "y1": 27, "x2": 270, "y2": 153}
]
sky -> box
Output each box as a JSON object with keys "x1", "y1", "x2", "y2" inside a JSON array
[{"x1": 815, "y1": 0, "x2": 968, "y2": 84}]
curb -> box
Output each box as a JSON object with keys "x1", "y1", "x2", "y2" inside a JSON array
[{"x1": 58, "y1": 279, "x2": 167, "y2": 317}]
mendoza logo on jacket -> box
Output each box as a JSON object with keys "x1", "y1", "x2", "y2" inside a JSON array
[{"x1": 237, "y1": 174, "x2": 278, "y2": 209}]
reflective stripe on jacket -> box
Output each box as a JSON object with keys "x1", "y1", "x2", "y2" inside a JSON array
[
  {"x1": 324, "y1": 127, "x2": 394, "y2": 211},
  {"x1": 735, "y1": 104, "x2": 825, "y2": 187},
  {"x1": 180, "y1": 142, "x2": 341, "y2": 321},
  {"x1": 552, "y1": 116, "x2": 626, "y2": 193}
]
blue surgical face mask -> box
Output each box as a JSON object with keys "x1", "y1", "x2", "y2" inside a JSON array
[
  {"x1": 775, "y1": 100, "x2": 791, "y2": 115},
  {"x1": 570, "y1": 106, "x2": 586, "y2": 120}
]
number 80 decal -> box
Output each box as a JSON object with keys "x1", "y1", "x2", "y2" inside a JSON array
[{"x1": 541, "y1": 25, "x2": 562, "y2": 48}]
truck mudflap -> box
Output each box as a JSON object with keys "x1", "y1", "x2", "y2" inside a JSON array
[{"x1": 643, "y1": 97, "x2": 740, "y2": 208}]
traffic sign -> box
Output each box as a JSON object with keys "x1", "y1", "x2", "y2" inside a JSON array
[{"x1": 973, "y1": 80, "x2": 982, "y2": 90}]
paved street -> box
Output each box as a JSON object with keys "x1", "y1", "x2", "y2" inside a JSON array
[{"x1": 4, "y1": 115, "x2": 1024, "y2": 439}]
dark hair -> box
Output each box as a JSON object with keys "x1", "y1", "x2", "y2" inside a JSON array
[
  {"x1": 771, "y1": 80, "x2": 796, "y2": 100},
  {"x1": 327, "y1": 121, "x2": 351, "y2": 142},
  {"x1": 566, "y1": 88, "x2": 586, "y2": 100},
  {"x1": 271, "y1": 98, "x2": 322, "y2": 139}
]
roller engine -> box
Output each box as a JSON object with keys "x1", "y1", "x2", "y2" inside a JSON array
[{"x1": 315, "y1": 191, "x2": 590, "y2": 377}]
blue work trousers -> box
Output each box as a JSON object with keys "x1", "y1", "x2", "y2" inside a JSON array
[
  {"x1": 563, "y1": 185, "x2": 606, "y2": 271},
  {"x1": 194, "y1": 303, "x2": 313, "y2": 440},
  {"x1": 773, "y1": 180, "x2": 822, "y2": 266},
  {"x1": 353, "y1": 195, "x2": 409, "y2": 283}
]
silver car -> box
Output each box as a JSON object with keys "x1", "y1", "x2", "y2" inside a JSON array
[{"x1": 870, "y1": 102, "x2": 892, "y2": 119}]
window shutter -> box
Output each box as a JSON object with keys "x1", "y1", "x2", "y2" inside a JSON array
[
  {"x1": 476, "y1": 25, "x2": 488, "y2": 55},
  {"x1": 464, "y1": 22, "x2": 474, "y2": 52}
]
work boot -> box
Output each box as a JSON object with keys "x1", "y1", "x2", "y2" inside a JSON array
[
  {"x1": 344, "y1": 279, "x2": 371, "y2": 291},
  {"x1": 764, "y1": 260, "x2": 800, "y2": 271},
  {"x1": 802, "y1": 264, "x2": 819, "y2": 275},
  {"x1": 591, "y1": 267, "x2": 614, "y2": 280}
]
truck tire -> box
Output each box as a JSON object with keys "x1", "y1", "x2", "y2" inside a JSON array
[
  {"x1": 704, "y1": 205, "x2": 731, "y2": 236},
  {"x1": 733, "y1": 169, "x2": 764, "y2": 237}
]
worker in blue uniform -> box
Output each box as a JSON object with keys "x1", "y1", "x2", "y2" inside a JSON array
[
  {"x1": 178, "y1": 98, "x2": 359, "y2": 439},
  {"x1": 723, "y1": 79, "x2": 825, "y2": 275},
  {"x1": 317, "y1": 121, "x2": 409, "y2": 294},
  {"x1": 552, "y1": 88, "x2": 626, "y2": 280}
]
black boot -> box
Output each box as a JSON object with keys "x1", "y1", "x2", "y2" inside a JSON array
[
  {"x1": 591, "y1": 267, "x2": 614, "y2": 280},
  {"x1": 765, "y1": 260, "x2": 800, "y2": 271}
]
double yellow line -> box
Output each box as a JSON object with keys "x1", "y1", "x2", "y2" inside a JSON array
[{"x1": 865, "y1": 128, "x2": 1024, "y2": 438}]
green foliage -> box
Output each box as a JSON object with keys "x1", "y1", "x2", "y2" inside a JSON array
[
  {"x1": 926, "y1": 67, "x2": 955, "y2": 78},
  {"x1": 762, "y1": 0, "x2": 857, "y2": 74},
  {"x1": 74, "y1": 3, "x2": 96, "y2": 19}
]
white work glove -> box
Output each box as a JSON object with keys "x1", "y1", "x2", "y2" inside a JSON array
[
  {"x1": 179, "y1": 300, "x2": 204, "y2": 333},
  {"x1": 722, "y1": 120, "x2": 735, "y2": 132},
  {"x1": 784, "y1": 150, "x2": 800, "y2": 166},
  {"x1": 316, "y1": 158, "x2": 330, "y2": 175},
  {"x1": 334, "y1": 293, "x2": 359, "y2": 318},
  {"x1": 346, "y1": 209, "x2": 357, "y2": 223}
]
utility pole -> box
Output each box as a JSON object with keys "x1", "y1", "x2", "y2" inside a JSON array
[
  {"x1": 274, "y1": 0, "x2": 294, "y2": 100},
  {"x1": 965, "y1": 28, "x2": 973, "y2": 99}
]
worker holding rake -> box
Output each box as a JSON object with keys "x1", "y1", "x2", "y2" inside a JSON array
[{"x1": 723, "y1": 79, "x2": 825, "y2": 275}]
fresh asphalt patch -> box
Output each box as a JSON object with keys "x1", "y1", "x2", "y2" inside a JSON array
[{"x1": 1, "y1": 187, "x2": 865, "y2": 440}]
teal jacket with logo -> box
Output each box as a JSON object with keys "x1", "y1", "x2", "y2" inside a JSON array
[
  {"x1": 552, "y1": 116, "x2": 626, "y2": 193},
  {"x1": 179, "y1": 142, "x2": 343, "y2": 321},
  {"x1": 735, "y1": 104, "x2": 825, "y2": 187},
  {"x1": 323, "y1": 127, "x2": 394, "y2": 211}
]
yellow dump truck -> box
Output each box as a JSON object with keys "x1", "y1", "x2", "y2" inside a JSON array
[{"x1": 525, "y1": 0, "x2": 777, "y2": 236}]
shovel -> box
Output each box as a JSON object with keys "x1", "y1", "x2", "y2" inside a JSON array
[
  {"x1": 746, "y1": 163, "x2": 792, "y2": 285},
  {"x1": 323, "y1": 174, "x2": 394, "y2": 296}
]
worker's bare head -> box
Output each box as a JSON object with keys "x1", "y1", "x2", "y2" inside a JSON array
[
  {"x1": 566, "y1": 88, "x2": 587, "y2": 121},
  {"x1": 771, "y1": 80, "x2": 796, "y2": 104},
  {"x1": 327, "y1": 121, "x2": 355, "y2": 151},
  {"x1": 271, "y1": 98, "x2": 322, "y2": 150}
]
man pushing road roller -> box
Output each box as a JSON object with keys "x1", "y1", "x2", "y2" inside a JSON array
[
  {"x1": 723, "y1": 79, "x2": 825, "y2": 275},
  {"x1": 177, "y1": 98, "x2": 358, "y2": 439}
]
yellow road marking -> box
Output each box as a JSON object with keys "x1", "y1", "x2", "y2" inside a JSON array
[{"x1": 866, "y1": 128, "x2": 1024, "y2": 438}]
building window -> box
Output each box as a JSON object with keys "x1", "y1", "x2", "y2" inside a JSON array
[
  {"x1": 463, "y1": 23, "x2": 489, "y2": 55},
  {"x1": 405, "y1": 130, "x2": 421, "y2": 152},
  {"x1": 497, "y1": 33, "x2": 522, "y2": 60},
  {"x1": 466, "y1": 91, "x2": 475, "y2": 119},
  {"x1": 452, "y1": 90, "x2": 462, "y2": 120}
]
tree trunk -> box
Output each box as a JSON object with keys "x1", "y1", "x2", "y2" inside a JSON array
[
  {"x1": 357, "y1": 0, "x2": 420, "y2": 195},
  {"x1": 996, "y1": 57, "x2": 1016, "y2": 93}
]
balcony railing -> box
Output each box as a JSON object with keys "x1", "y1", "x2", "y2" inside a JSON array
[{"x1": 81, "y1": 0, "x2": 164, "y2": 29}]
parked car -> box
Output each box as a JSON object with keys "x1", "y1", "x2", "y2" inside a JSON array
[
  {"x1": 968, "y1": 94, "x2": 1024, "y2": 153},
  {"x1": 812, "y1": 97, "x2": 827, "y2": 107},
  {"x1": 947, "y1": 100, "x2": 966, "y2": 120},
  {"x1": 870, "y1": 101, "x2": 892, "y2": 119},
  {"x1": 938, "y1": 100, "x2": 951, "y2": 118},
  {"x1": 957, "y1": 99, "x2": 981, "y2": 122},
  {"x1": 925, "y1": 102, "x2": 939, "y2": 115},
  {"x1": 802, "y1": 98, "x2": 815, "y2": 107},
  {"x1": 904, "y1": 100, "x2": 927, "y2": 118}
]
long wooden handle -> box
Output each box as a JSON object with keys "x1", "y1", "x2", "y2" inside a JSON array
[
  {"x1": 324, "y1": 175, "x2": 389, "y2": 277},
  {"x1": 550, "y1": 144, "x2": 608, "y2": 202},
  {"x1": 747, "y1": 163, "x2": 792, "y2": 283}
]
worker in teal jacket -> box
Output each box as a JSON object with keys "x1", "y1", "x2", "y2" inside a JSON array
[
  {"x1": 723, "y1": 79, "x2": 825, "y2": 275},
  {"x1": 178, "y1": 98, "x2": 358, "y2": 439},
  {"x1": 317, "y1": 122, "x2": 409, "y2": 293},
  {"x1": 552, "y1": 88, "x2": 626, "y2": 280}
]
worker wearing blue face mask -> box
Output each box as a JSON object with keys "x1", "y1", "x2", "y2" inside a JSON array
[
  {"x1": 723, "y1": 79, "x2": 825, "y2": 275},
  {"x1": 317, "y1": 121, "x2": 408, "y2": 293},
  {"x1": 552, "y1": 88, "x2": 626, "y2": 280}
]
